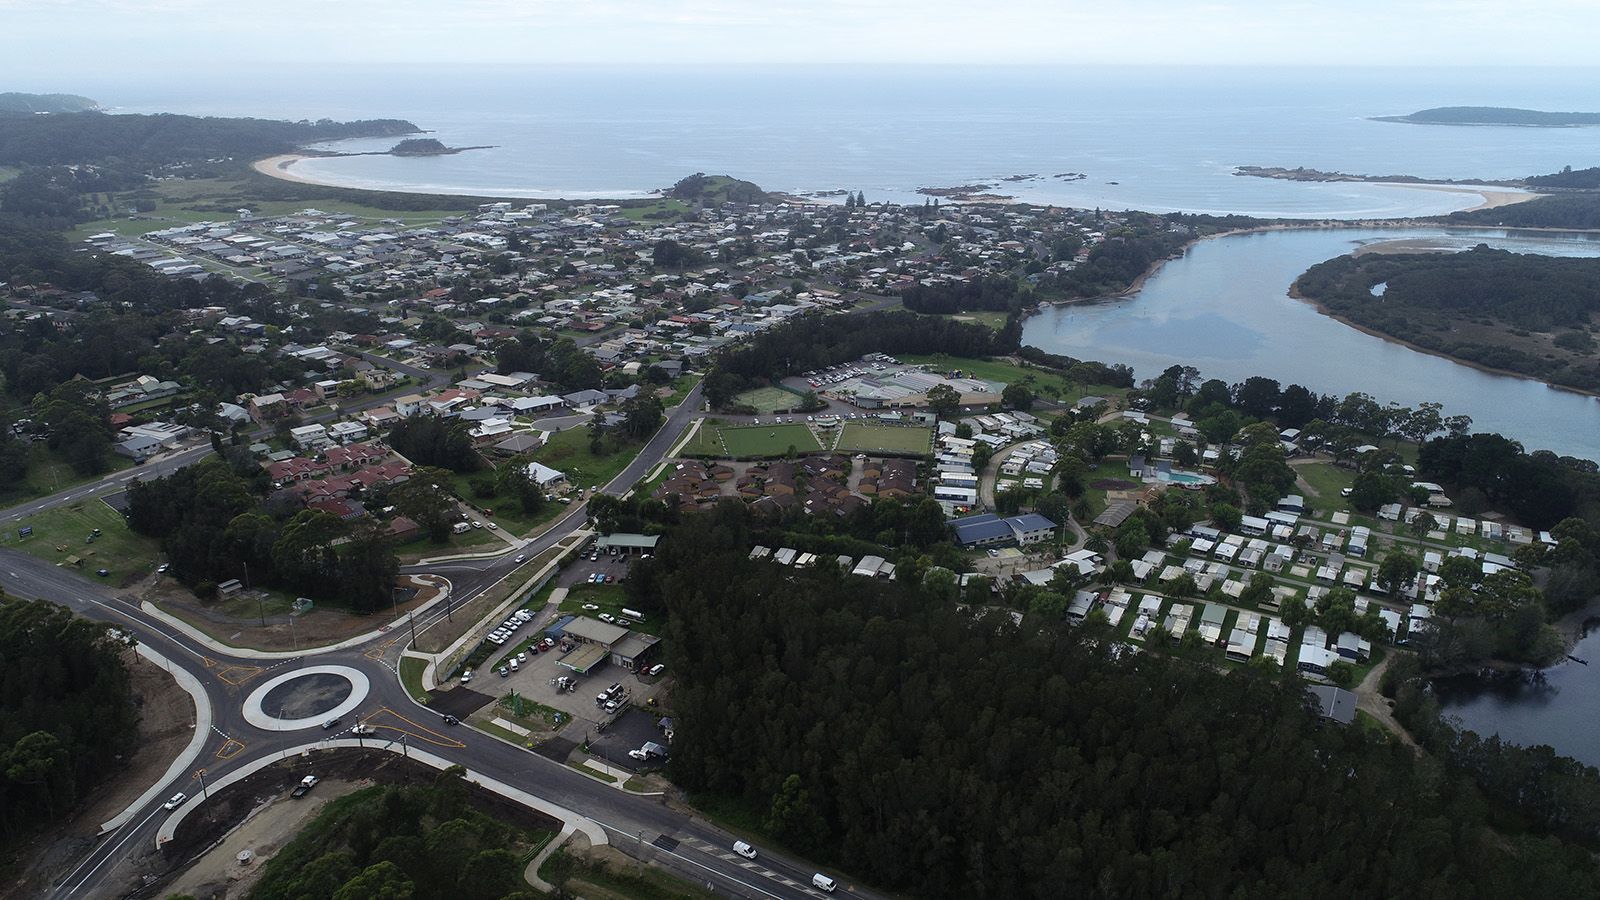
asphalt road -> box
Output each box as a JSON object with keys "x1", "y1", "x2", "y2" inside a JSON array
[{"x1": 4, "y1": 378, "x2": 875, "y2": 900}]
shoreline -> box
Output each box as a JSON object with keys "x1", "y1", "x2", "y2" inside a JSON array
[
  {"x1": 1028, "y1": 218, "x2": 1600, "y2": 401},
  {"x1": 1285, "y1": 281, "x2": 1600, "y2": 401},
  {"x1": 251, "y1": 153, "x2": 327, "y2": 186},
  {"x1": 249, "y1": 154, "x2": 1544, "y2": 214}
]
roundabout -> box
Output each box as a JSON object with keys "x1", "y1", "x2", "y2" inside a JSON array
[{"x1": 242, "y1": 665, "x2": 370, "y2": 731}]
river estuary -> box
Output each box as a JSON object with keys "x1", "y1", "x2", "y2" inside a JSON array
[{"x1": 1020, "y1": 226, "x2": 1600, "y2": 460}]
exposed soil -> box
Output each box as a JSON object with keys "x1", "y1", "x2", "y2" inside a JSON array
[
  {"x1": 3, "y1": 653, "x2": 197, "y2": 900},
  {"x1": 151, "y1": 749, "x2": 563, "y2": 899},
  {"x1": 149, "y1": 575, "x2": 444, "y2": 652},
  {"x1": 1089, "y1": 478, "x2": 1138, "y2": 491}
]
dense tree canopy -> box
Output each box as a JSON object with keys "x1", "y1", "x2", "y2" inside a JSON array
[
  {"x1": 0, "y1": 598, "x2": 138, "y2": 854},
  {"x1": 629, "y1": 508, "x2": 1600, "y2": 899}
]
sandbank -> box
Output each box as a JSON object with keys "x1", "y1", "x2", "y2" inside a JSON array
[{"x1": 251, "y1": 153, "x2": 327, "y2": 186}]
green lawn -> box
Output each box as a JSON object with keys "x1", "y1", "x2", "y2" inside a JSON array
[
  {"x1": 399, "y1": 656, "x2": 431, "y2": 704},
  {"x1": 0, "y1": 446, "x2": 134, "y2": 507},
  {"x1": 533, "y1": 428, "x2": 645, "y2": 492},
  {"x1": 934, "y1": 310, "x2": 1011, "y2": 330},
  {"x1": 0, "y1": 498, "x2": 161, "y2": 584},
  {"x1": 900, "y1": 353, "x2": 1132, "y2": 406},
  {"x1": 731, "y1": 385, "x2": 804, "y2": 414},
  {"x1": 615, "y1": 198, "x2": 692, "y2": 222},
  {"x1": 834, "y1": 422, "x2": 934, "y2": 456},
  {"x1": 1294, "y1": 462, "x2": 1356, "y2": 515},
  {"x1": 558, "y1": 582, "x2": 659, "y2": 635},
  {"x1": 678, "y1": 419, "x2": 728, "y2": 457},
  {"x1": 662, "y1": 374, "x2": 701, "y2": 408},
  {"x1": 716, "y1": 423, "x2": 823, "y2": 457}
]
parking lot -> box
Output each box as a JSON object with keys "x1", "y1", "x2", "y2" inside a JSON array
[
  {"x1": 587, "y1": 708, "x2": 671, "y2": 773},
  {"x1": 480, "y1": 637, "x2": 666, "y2": 731}
]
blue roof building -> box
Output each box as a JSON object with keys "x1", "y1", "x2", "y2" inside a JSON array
[{"x1": 950, "y1": 512, "x2": 1058, "y2": 547}]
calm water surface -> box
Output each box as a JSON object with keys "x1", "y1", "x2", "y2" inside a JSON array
[
  {"x1": 1021, "y1": 227, "x2": 1600, "y2": 460},
  {"x1": 1435, "y1": 626, "x2": 1600, "y2": 768}
]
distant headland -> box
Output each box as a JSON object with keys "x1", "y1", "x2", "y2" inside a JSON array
[
  {"x1": 1373, "y1": 106, "x2": 1600, "y2": 127},
  {"x1": 0, "y1": 91, "x2": 100, "y2": 114}
]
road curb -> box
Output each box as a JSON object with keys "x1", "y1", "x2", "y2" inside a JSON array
[
  {"x1": 97, "y1": 644, "x2": 212, "y2": 834},
  {"x1": 419, "y1": 531, "x2": 590, "y2": 690},
  {"x1": 138, "y1": 574, "x2": 453, "y2": 660},
  {"x1": 154, "y1": 739, "x2": 609, "y2": 850}
]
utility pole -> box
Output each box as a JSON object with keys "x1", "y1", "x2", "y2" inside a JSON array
[
  {"x1": 195, "y1": 768, "x2": 208, "y2": 801},
  {"x1": 407, "y1": 609, "x2": 418, "y2": 650}
]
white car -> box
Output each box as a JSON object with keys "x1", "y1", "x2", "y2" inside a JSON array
[
  {"x1": 598, "y1": 613, "x2": 616, "y2": 623},
  {"x1": 582, "y1": 603, "x2": 600, "y2": 610},
  {"x1": 162, "y1": 792, "x2": 186, "y2": 810},
  {"x1": 734, "y1": 841, "x2": 758, "y2": 860},
  {"x1": 461, "y1": 669, "x2": 473, "y2": 683},
  {"x1": 514, "y1": 554, "x2": 526, "y2": 564}
]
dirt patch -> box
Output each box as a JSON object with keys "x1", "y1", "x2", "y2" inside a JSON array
[
  {"x1": 161, "y1": 778, "x2": 365, "y2": 900},
  {"x1": 153, "y1": 749, "x2": 563, "y2": 898},
  {"x1": 3, "y1": 653, "x2": 197, "y2": 900},
  {"x1": 151, "y1": 575, "x2": 444, "y2": 652},
  {"x1": 1090, "y1": 478, "x2": 1138, "y2": 491}
]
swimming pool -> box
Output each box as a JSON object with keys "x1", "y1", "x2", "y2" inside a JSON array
[{"x1": 1159, "y1": 470, "x2": 1216, "y2": 486}]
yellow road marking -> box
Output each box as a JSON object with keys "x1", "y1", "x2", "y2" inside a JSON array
[
  {"x1": 216, "y1": 738, "x2": 246, "y2": 760},
  {"x1": 359, "y1": 706, "x2": 466, "y2": 749}
]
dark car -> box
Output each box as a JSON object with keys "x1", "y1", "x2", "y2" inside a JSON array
[
  {"x1": 442, "y1": 715, "x2": 460, "y2": 726},
  {"x1": 96, "y1": 568, "x2": 110, "y2": 577}
]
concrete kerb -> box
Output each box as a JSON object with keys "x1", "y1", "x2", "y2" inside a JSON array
[
  {"x1": 98, "y1": 643, "x2": 212, "y2": 834},
  {"x1": 153, "y1": 738, "x2": 609, "y2": 851},
  {"x1": 419, "y1": 530, "x2": 591, "y2": 691},
  {"x1": 525, "y1": 824, "x2": 577, "y2": 893},
  {"x1": 138, "y1": 573, "x2": 453, "y2": 661}
]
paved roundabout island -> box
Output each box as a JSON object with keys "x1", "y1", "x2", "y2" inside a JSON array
[{"x1": 242, "y1": 665, "x2": 370, "y2": 731}]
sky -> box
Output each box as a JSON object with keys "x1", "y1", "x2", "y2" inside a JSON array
[{"x1": 2, "y1": 0, "x2": 1599, "y2": 85}]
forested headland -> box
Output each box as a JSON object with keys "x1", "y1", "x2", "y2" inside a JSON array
[
  {"x1": 630, "y1": 507, "x2": 1600, "y2": 899},
  {"x1": 0, "y1": 598, "x2": 139, "y2": 871},
  {"x1": 1293, "y1": 246, "x2": 1600, "y2": 392}
]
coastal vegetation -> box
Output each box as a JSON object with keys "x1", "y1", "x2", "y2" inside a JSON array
[
  {"x1": 633, "y1": 508, "x2": 1600, "y2": 899},
  {"x1": 1374, "y1": 106, "x2": 1600, "y2": 127},
  {"x1": 664, "y1": 172, "x2": 770, "y2": 206},
  {"x1": 1293, "y1": 246, "x2": 1600, "y2": 392},
  {"x1": 0, "y1": 111, "x2": 418, "y2": 168},
  {"x1": 0, "y1": 92, "x2": 98, "y2": 115},
  {"x1": 1446, "y1": 192, "x2": 1600, "y2": 230},
  {"x1": 0, "y1": 597, "x2": 138, "y2": 870},
  {"x1": 390, "y1": 137, "x2": 452, "y2": 156}
]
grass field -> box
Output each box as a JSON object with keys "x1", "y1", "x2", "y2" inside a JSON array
[
  {"x1": 731, "y1": 385, "x2": 804, "y2": 414},
  {"x1": 0, "y1": 446, "x2": 134, "y2": 507},
  {"x1": 533, "y1": 427, "x2": 644, "y2": 493},
  {"x1": 558, "y1": 582, "x2": 660, "y2": 635},
  {"x1": 69, "y1": 172, "x2": 476, "y2": 241},
  {"x1": 717, "y1": 423, "x2": 823, "y2": 457},
  {"x1": 1294, "y1": 461, "x2": 1357, "y2": 515},
  {"x1": 900, "y1": 353, "x2": 1133, "y2": 406},
  {"x1": 834, "y1": 422, "x2": 933, "y2": 455},
  {"x1": 0, "y1": 498, "x2": 161, "y2": 584},
  {"x1": 937, "y1": 310, "x2": 1011, "y2": 330}
]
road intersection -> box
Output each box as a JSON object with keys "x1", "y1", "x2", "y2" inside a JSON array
[{"x1": 0, "y1": 379, "x2": 874, "y2": 899}]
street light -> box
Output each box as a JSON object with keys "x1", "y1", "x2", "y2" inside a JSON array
[{"x1": 195, "y1": 767, "x2": 208, "y2": 801}]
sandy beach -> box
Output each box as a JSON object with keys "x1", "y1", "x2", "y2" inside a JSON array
[
  {"x1": 251, "y1": 153, "x2": 324, "y2": 185},
  {"x1": 1369, "y1": 182, "x2": 1544, "y2": 212}
]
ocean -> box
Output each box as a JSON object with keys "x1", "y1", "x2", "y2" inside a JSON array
[{"x1": 89, "y1": 65, "x2": 1600, "y2": 218}]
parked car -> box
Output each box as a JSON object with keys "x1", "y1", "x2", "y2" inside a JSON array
[
  {"x1": 598, "y1": 613, "x2": 616, "y2": 623},
  {"x1": 156, "y1": 563, "x2": 169, "y2": 574},
  {"x1": 516, "y1": 652, "x2": 527, "y2": 664},
  {"x1": 461, "y1": 669, "x2": 473, "y2": 683},
  {"x1": 628, "y1": 748, "x2": 649, "y2": 761},
  {"x1": 647, "y1": 663, "x2": 666, "y2": 676},
  {"x1": 96, "y1": 568, "x2": 110, "y2": 577},
  {"x1": 498, "y1": 666, "x2": 509, "y2": 677},
  {"x1": 162, "y1": 792, "x2": 186, "y2": 810}
]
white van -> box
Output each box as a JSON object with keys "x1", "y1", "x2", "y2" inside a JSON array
[
  {"x1": 509, "y1": 658, "x2": 519, "y2": 672},
  {"x1": 733, "y1": 840, "x2": 757, "y2": 859},
  {"x1": 812, "y1": 874, "x2": 836, "y2": 893}
]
